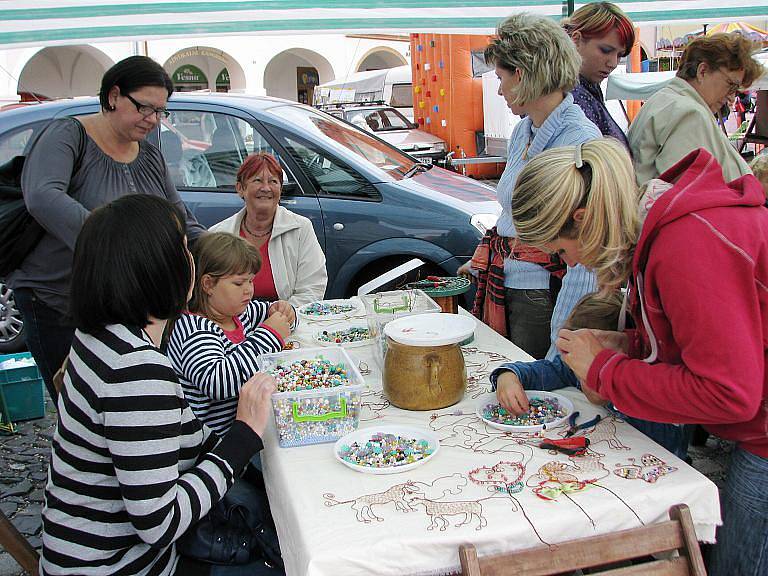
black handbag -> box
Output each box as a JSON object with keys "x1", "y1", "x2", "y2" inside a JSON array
[
  {"x1": 0, "y1": 118, "x2": 86, "y2": 278},
  {"x1": 176, "y1": 478, "x2": 284, "y2": 569}
]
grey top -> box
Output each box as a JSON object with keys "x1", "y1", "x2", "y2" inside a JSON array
[{"x1": 9, "y1": 118, "x2": 205, "y2": 314}]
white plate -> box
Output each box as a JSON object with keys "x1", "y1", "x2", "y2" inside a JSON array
[
  {"x1": 383, "y1": 312, "x2": 476, "y2": 346},
  {"x1": 334, "y1": 425, "x2": 440, "y2": 475},
  {"x1": 312, "y1": 323, "x2": 373, "y2": 348},
  {"x1": 297, "y1": 298, "x2": 363, "y2": 321},
  {"x1": 476, "y1": 391, "x2": 574, "y2": 433}
]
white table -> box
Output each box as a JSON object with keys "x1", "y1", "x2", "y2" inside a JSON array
[{"x1": 261, "y1": 305, "x2": 721, "y2": 576}]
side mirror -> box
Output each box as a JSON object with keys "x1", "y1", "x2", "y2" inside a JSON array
[{"x1": 409, "y1": 121, "x2": 419, "y2": 130}]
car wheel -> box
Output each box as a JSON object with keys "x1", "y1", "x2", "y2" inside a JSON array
[{"x1": 0, "y1": 280, "x2": 26, "y2": 353}]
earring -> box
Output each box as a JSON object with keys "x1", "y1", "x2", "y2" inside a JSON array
[{"x1": 108, "y1": 103, "x2": 116, "y2": 111}]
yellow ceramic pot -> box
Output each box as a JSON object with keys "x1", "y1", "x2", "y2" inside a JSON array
[{"x1": 382, "y1": 337, "x2": 466, "y2": 410}]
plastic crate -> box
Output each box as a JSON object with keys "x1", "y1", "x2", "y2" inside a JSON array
[
  {"x1": 360, "y1": 289, "x2": 441, "y2": 368},
  {"x1": 0, "y1": 352, "x2": 46, "y2": 422},
  {"x1": 257, "y1": 347, "x2": 364, "y2": 447}
]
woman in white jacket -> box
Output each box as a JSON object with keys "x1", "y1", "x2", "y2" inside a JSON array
[{"x1": 210, "y1": 153, "x2": 327, "y2": 307}]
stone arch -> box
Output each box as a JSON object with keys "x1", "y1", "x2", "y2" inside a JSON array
[
  {"x1": 17, "y1": 45, "x2": 113, "y2": 100},
  {"x1": 263, "y1": 48, "x2": 334, "y2": 103},
  {"x1": 355, "y1": 47, "x2": 408, "y2": 72},
  {"x1": 163, "y1": 46, "x2": 246, "y2": 92}
]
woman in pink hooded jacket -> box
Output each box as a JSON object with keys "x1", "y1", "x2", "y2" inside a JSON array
[{"x1": 510, "y1": 138, "x2": 768, "y2": 576}]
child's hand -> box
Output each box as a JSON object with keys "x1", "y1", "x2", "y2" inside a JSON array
[
  {"x1": 236, "y1": 373, "x2": 276, "y2": 437},
  {"x1": 263, "y1": 312, "x2": 290, "y2": 340},
  {"x1": 496, "y1": 372, "x2": 530, "y2": 415},
  {"x1": 557, "y1": 328, "x2": 605, "y2": 385},
  {"x1": 269, "y1": 300, "x2": 295, "y2": 328}
]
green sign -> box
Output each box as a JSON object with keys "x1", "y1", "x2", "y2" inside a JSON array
[
  {"x1": 173, "y1": 64, "x2": 207, "y2": 86},
  {"x1": 216, "y1": 68, "x2": 230, "y2": 86}
]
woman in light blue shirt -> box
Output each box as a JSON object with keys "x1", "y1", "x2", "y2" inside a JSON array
[{"x1": 462, "y1": 13, "x2": 601, "y2": 359}]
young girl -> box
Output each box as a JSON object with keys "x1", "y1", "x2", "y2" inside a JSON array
[{"x1": 169, "y1": 232, "x2": 296, "y2": 436}]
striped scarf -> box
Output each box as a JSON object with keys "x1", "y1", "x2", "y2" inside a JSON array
[{"x1": 470, "y1": 227, "x2": 567, "y2": 337}]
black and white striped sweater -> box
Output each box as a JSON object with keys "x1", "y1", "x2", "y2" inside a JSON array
[
  {"x1": 41, "y1": 324, "x2": 261, "y2": 576},
  {"x1": 168, "y1": 301, "x2": 283, "y2": 436}
]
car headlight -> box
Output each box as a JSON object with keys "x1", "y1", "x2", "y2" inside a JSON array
[{"x1": 470, "y1": 213, "x2": 499, "y2": 235}]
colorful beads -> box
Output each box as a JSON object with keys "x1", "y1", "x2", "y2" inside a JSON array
[
  {"x1": 338, "y1": 433, "x2": 434, "y2": 468},
  {"x1": 268, "y1": 358, "x2": 350, "y2": 392},
  {"x1": 301, "y1": 302, "x2": 356, "y2": 317},
  {"x1": 482, "y1": 397, "x2": 566, "y2": 427},
  {"x1": 318, "y1": 326, "x2": 370, "y2": 344}
]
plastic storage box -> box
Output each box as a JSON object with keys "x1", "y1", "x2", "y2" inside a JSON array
[
  {"x1": 0, "y1": 352, "x2": 46, "y2": 422},
  {"x1": 256, "y1": 347, "x2": 364, "y2": 447},
  {"x1": 360, "y1": 289, "x2": 441, "y2": 367}
]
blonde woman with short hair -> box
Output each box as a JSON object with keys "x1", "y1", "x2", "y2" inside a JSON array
[
  {"x1": 511, "y1": 138, "x2": 768, "y2": 576},
  {"x1": 460, "y1": 12, "x2": 601, "y2": 361},
  {"x1": 629, "y1": 32, "x2": 764, "y2": 185}
]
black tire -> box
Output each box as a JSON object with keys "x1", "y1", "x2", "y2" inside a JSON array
[{"x1": 0, "y1": 280, "x2": 26, "y2": 353}]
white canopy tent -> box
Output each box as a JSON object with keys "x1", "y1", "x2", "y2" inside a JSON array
[{"x1": 1, "y1": 1, "x2": 767, "y2": 49}]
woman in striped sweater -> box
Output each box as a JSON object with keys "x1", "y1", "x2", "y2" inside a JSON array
[
  {"x1": 168, "y1": 232, "x2": 296, "y2": 437},
  {"x1": 41, "y1": 195, "x2": 278, "y2": 576}
]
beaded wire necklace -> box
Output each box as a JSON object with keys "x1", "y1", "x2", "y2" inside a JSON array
[{"x1": 241, "y1": 216, "x2": 272, "y2": 238}]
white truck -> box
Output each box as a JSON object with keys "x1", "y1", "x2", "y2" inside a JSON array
[{"x1": 313, "y1": 65, "x2": 414, "y2": 120}]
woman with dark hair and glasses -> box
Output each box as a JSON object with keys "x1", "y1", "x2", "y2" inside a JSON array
[{"x1": 10, "y1": 55, "x2": 205, "y2": 402}]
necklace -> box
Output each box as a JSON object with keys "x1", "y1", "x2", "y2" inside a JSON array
[{"x1": 242, "y1": 217, "x2": 272, "y2": 238}]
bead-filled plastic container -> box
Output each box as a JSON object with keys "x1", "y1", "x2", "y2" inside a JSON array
[
  {"x1": 360, "y1": 289, "x2": 441, "y2": 368},
  {"x1": 256, "y1": 347, "x2": 365, "y2": 447}
]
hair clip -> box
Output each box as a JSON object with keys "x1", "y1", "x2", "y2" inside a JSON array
[{"x1": 574, "y1": 142, "x2": 584, "y2": 169}]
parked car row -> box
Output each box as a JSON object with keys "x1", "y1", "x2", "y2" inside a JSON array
[{"x1": 0, "y1": 93, "x2": 500, "y2": 352}]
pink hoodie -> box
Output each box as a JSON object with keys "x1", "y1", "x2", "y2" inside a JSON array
[{"x1": 587, "y1": 148, "x2": 768, "y2": 457}]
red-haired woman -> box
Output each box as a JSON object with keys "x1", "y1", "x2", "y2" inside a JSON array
[
  {"x1": 563, "y1": 2, "x2": 635, "y2": 147},
  {"x1": 210, "y1": 153, "x2": 327, "y2": 306}
]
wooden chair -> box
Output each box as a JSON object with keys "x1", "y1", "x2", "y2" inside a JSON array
[
  {"x1": 459, "y1": 503, "x2": 706, "y2": 576},
  {"x1": 0, "y1": 509, "x2": 39, "y2": 576}
]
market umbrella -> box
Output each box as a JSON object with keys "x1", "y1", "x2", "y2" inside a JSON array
[{"x1": 706, "y1": 22, "x2": 768, "y2": 44}]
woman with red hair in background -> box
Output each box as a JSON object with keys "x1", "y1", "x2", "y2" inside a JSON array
[
  {"x1": 211, "y1": 153, "x2": 327, "y2": 306},
  {"x1": 563, "y1": 2, "x2": 635, "y2": 148}
]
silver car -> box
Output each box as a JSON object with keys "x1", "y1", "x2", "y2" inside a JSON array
[{"x1": 323, "y1": 104, "x2": 447, "y2": 163}]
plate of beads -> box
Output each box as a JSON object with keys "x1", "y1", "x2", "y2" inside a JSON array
[
  {"x1": 476, "y1": 391, "x2": 573, "y2": 433},
  {"x1": 334, "y1": 425, "x2": 440, "y2": 475},
  {"x1": 312, "y1": 323, "x2": 372, "y2": 348},
  {"x1": 298, "y1": 299, "x2": 363, "y2": 321}
]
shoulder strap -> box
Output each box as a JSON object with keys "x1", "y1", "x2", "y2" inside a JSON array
[{"x1": 69, "y1": 117, "x2": 87, "y2": 178}]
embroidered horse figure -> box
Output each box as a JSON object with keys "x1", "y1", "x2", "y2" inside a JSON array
[
  {"x1": 562, "y1": 415, "x2": 629, "y2": 454},
  {"x1": 323, "y1": 481, "x2": 422, "y2": 523},
  {"x1": 406, "y1": 496, "x2": 487, "y2": 531}
]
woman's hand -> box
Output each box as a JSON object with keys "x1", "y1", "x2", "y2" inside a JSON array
[
  {"x1": 263, "y1": 312, "x2": 290, "y2": 339},
  {"x1": 236, "y1": 373, "x2": 276, "y2": 437},
  {"x1": 269, "y1": 300, "x2": 295, "y2": 327},
  {"x1": 496, "y1": 372, "x2": 530, "y2": 415},
  {"x1": 457, "y1": 261, "x2": 476, "y2": 285},
  {"x1": 556, "y1": 329, "x2": 608, "y2": 405}
]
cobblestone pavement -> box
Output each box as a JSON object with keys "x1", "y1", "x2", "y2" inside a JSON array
[{"x1": 0, "y1": 390, "x2": 731, "y2": 576}]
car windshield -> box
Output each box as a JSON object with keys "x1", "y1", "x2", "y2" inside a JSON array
[
  {"x1": 273, "y1": 105, "x2": 420, "y2": 180},
  {"x1": 345, "y1": 108, "x2": 411, "y2": 132}
]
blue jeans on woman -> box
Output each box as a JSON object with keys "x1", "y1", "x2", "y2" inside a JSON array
[
  {"x1": 708, "y1": 446, "x2": 768, "y2": 576},
  {"x1": 13, "y1": 288, "x2": 73, "y2": 403}
]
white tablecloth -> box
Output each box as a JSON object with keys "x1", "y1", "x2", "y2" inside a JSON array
[{"x1": 261, "y1": 304, "x2": 721, "y2": 576}]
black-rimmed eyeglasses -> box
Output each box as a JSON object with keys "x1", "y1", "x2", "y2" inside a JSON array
[{"x1": 123, "y1": 93, "x2": 170, "y2": 119}]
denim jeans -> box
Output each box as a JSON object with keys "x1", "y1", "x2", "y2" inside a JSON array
[
  {"x1": 505, "y1": 288, "x2": 554, "y2": 360},
  {"x1": 619, "y1": 414, "x2": 692, "y2": 460},
  {"x1": 708, "y1": 447, "x2": 768, "y2": 576},
  {"x1": 13, "y1": 288, "x2": 74, "y2": 403}
]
